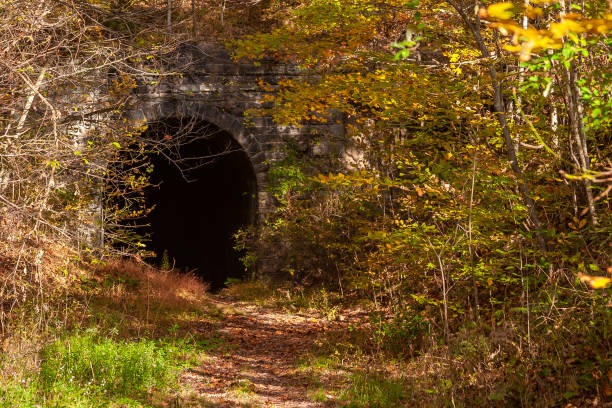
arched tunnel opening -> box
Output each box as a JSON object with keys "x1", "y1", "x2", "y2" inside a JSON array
[{"x1": 131, "y1": 118, "x2": 257, "y2": 290}]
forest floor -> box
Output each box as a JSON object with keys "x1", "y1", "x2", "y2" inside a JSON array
[
  {"x1": 2, "y1": 258, "x2": 605, "y2": 407},
  {"x1": 1, "y1": 260, "x2": 412, "y2": 408},
  {"x1": 180, "y1": 294, "x2": 347, "y2": 407}
]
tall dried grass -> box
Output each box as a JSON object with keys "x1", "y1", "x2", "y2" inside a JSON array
[
  {"x1": 95, "y1": 259, "x2": 210, "y2": 313},
  {"x1": 84, "y1": 260, "x2": 213, "y2": 339}
]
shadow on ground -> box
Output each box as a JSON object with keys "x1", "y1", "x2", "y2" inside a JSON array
[{"x1": 180, "y1": 296, "x2": 342, "y2": 408}]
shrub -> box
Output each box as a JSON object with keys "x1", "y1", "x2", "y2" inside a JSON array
[{"x1": 370, "y1": 311, "x2": 430, "y2": 355}]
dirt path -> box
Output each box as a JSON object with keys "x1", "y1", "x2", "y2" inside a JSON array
[{"x1": 181, "y1": 296, "x2": 339, "y2": 407}]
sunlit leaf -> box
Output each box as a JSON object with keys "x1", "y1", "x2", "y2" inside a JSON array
[
  {"x1": 487, "y1": 3, "x2": 515, "y2": 20},
  {"x1": 579, "y1": 273, "x2": 612, "y2": 289},
  {"x1": 525, "y1": 6, "x2": 543, "y2": 19}
]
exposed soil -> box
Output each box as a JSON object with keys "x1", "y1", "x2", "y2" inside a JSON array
[{"x1": 181, "y1": 295, "x2": 343, "y2": 407}]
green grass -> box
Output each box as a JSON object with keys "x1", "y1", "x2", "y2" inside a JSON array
[
  {"x1": 231, "y1": 378, "x2": 255, "y2": 396},
  {"x1": 222, "y1": 281, "x2": 345, "y2": 319},
  {"x1": 40, "y1": 333, "x2": 179, "y2": 396},
  {"x1": 0, "y1": 382, "x2": 39, "y2": 408},
  {"x1": 308, "y1": 387, "x2": 331, "y2": 402},
  {"x1": 0, "y1": 260, "x2": 223, "y2": 407},
  {"x1": 342, "y1": 372, "x2": 406, "y2": 408},
  {"x1": 1, "y1": 332, "x2": 193, "y2": 408}
]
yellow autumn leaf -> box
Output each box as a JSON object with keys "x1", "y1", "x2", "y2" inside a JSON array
[
  {"x1": 525, "y1": 6, "x2": 543, "y2": 19},
  {"x1": 550, "y1": 21, "x2": 569, "y2": 38},
  {"x1": 579, "y1": 273, "x2": 612, "y2": 289},
  {"x1": 449, "y1": 53, "x2": 460, "y2": 63},
  {"x1": 589, "y1": 277, "x2": 611, "y2": 289},
  {"x1": 488, "y1": 3, "x2": 515, "y2": 20},
  {"x1": 503, "y1": 44, "x2": 523, "y2": 52},
  {"x1": 591, "y1": 18, "x2": 612, "y2": 34},
  {"x1": 519, "y1": 41, "x2": 536, "y2": 61},
  {"x1": 564, "y1": 18, "x2": 587, "y2": 34}
]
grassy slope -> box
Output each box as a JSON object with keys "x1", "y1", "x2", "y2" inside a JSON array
[{"x1": 0, "y1": 256, "x2": 225, "y2": 407}]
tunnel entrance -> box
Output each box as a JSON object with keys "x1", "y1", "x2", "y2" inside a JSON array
[{"x1": 138, "y1": 118, "x2": 257, "y2": 290}]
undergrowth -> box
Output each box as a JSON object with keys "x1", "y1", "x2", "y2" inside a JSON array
[
  {"x1": 342, "y1": 372, "x2": 406, "y2": 408},
  {"x1": 2, "y1": 333, "x2": 188, "y2": 407},
  {"x1": 224, "y1": 279, "x2": 611, "y2": 407},
  {"x1": 222, "y1": 280, "x2": 346, "y2": 319},
  {"x1": 0, "y1": 257, "x2": 218, "y2": 407}
]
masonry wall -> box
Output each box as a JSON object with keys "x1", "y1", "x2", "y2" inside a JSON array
[{"x1": 128, "y1": 42, "x2": 346, "y2": 219}]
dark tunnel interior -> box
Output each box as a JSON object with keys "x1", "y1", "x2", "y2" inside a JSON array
[{"x1": 136, "y1": 118, "x2": 257, "y2": 290}]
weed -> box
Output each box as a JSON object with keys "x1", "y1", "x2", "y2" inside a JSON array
[
  {"x1": 231, "y1": 378, "x2": 255, "y2": 395},
  {"x1": 222, "y1": 281, "x2": 345, "y2": 319},
  {"x1": 309, "y1": 387, "x2": 331, "y2": 402},
  {"x1": 0, "y1": 255, "x2": 220, "y2": 407},
  {"x1": 222, "y1": 280, "x2": 277, "y2": 304},
  {"x1": 342, "y1": 372, "x2": 406, "y2": 408},
  {"x1": 39, "y1": 333, "x2": 181, "y2": 398},
  {"x1": 0, "y1": 381, "x2": 39, "y2": 408}
]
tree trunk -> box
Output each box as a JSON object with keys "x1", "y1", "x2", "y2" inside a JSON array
[
  {"x1": 167, "y1": 0, "x2": 172, "y2": 33},
  {"x1": 561, "y1": 62, "x2": 597, "y2": 223},
  {"x1": 192, "y1": 0, "x2": 197, "y2": 39},
  {"x1": 448, "y1": 0, "x2": 547, "y2": 251}
]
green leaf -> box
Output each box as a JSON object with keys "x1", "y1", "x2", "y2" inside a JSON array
[{"x1": 542, "y1": 80, "x2": 553, "y2": 98}]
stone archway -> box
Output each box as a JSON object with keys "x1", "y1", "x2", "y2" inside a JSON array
[
  {"x1": 131, "y1": 99, "x2": 273, "y2": 218},
  {"x1": 112, "y1": 43, "x2": 346, "y2": 280},
  {"x1": 132, "y1": 114, "x2": 260, "y2": 289}
]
